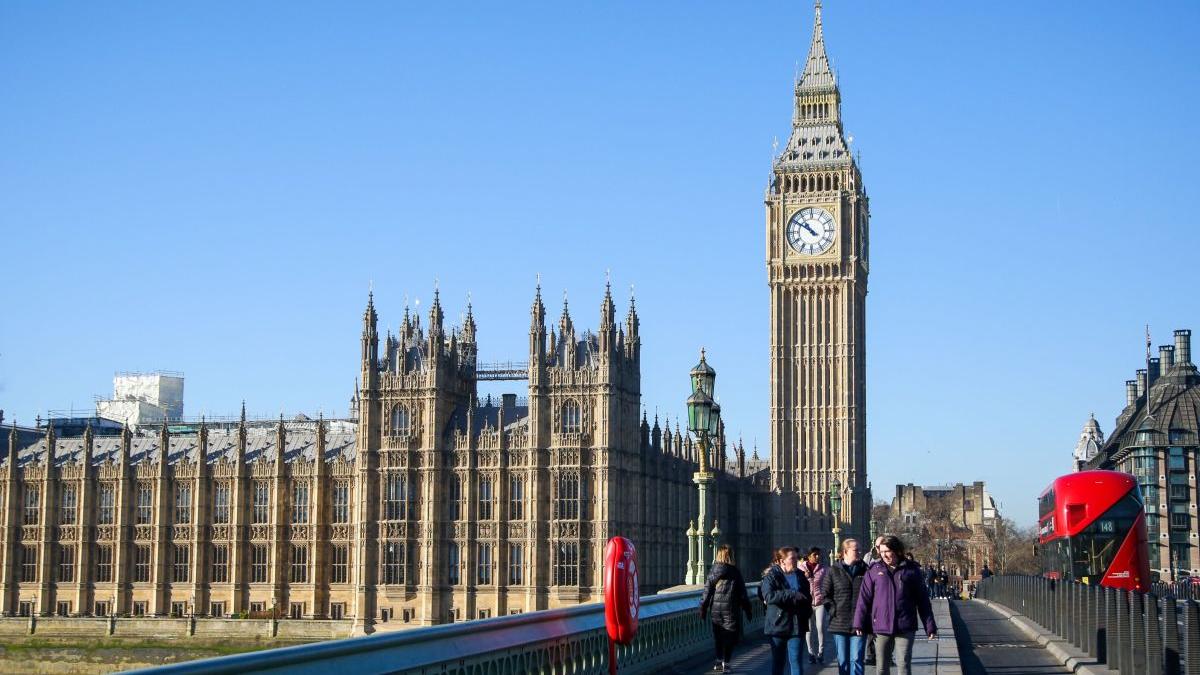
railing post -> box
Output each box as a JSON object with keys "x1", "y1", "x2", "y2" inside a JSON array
[
  {"x1": 1185, "y1": 600, "x2": 1200, "y2": 675},
  {"x1": 1075, "y1": 581, "x2": 1084, "y2": 643},
  {"x1": 1092, "y1": 584, "x2": 1106, "y2": 662},
  {"x1": 1108, "y1": 586, "x2": 1128, "y2": 667},
  {"x1": 1083, "y1": 582, "x2": 1093, "y2": 655},
  {"x1": 1165, "y1": 596, "x2": 1181, "y2": 675},
  {"x1": 1148, "y1": 594, "x2": 1165, "y2": 675},
  {"x1": 1107, "y1": 587, "x2": 1122, "y2": 672},
  {"x1": 1133, "y1": 592, "x2": 1148, "y2": 673},
  {"x1": 1059, "y1": 578, "x2": 1068, "y2": 637},
  {"x1": 1041, "y1": 577, "x2": 1051, "y2": 629}
]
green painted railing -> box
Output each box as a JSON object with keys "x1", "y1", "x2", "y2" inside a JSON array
[{"x1": 127, "y1": 583, "x2": 764, "y2": 675}]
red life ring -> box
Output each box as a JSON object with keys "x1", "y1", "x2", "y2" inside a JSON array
[{"x1": 604, "y1": 536, "x2": 640, "y2": 645}]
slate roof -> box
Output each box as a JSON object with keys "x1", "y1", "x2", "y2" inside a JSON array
[{"x1": 10, "y1": 426, "x2": 357, "y2": 467}]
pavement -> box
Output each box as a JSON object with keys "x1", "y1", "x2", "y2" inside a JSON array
[
  {"x1": 674, "y1": 599, "x2": 962, "y2": 674},
  {"x1": 970, "y1": 599, "x2": 1117, "y2": 675},
  {"x1": 948, "y1": 600, "x2": 1073, "y2": 675}
]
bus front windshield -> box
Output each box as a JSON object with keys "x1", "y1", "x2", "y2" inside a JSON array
[{"x1": 1071, "y1": 491, "x2": 1142, "y2": 580}]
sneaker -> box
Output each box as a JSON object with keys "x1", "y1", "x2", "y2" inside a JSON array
[{"x1": 721, "y1": 663, "x2": 728, "y2": 673}]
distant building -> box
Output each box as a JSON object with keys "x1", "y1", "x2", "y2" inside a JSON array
[
  {"x1": 1084, "y1": 329, "x2": 1199, "y2": 581},
  {"x1": 1072, "y1": 414, "x2": 1106, "y2": 471},
  {"x1": 96, "y1": 372, "x2": 185, "y2": 427},
  {"x1": 890, "y1": 481, "x2": 999, "y2": 580}
]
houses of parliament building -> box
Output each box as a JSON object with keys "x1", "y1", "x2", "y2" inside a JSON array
[
  {"x1": 0, "y1": 287, "x2": 769, "y2": 630},
  {"x1": 0, "y1": 1, "x2": 869, "y2": 633}
]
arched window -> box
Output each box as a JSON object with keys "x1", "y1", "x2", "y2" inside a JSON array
[
  {"x1": 391, "y1": 404, "x2": 411, "y2": 436},
  {"x1": 448, "y1": 474, "x2": 463, "y2": 521},
  {"x1": 560, "y1": 400, "x2": 581, "y2": 434},
  {"x1": 478, "y1": 477, "x2": 494, "y2": 521},
  {"x1": 448, "y1": 542, "x2": 461, "y2": 586}
]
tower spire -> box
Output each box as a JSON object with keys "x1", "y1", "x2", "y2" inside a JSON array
[{"x1": 798, "y1": 0, "x2": 835, "y2": 91}]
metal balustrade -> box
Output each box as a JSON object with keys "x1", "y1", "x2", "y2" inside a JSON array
[
  {"x1": 125, "y1": 583, "x2": 763, "y2": 675},
  {"x1": 977, "y1": 576, "x2": 1200, "y2": 675}
]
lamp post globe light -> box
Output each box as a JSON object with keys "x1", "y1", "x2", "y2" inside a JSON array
[
  {"x1": 829, "y1": 478, "x2": 842, "y2": 562},
  {"x1": 685, "y1": 349, "x2": 720, "y2": 584}
]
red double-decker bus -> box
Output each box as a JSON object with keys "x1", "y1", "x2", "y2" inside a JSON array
[{"x1": 1038, "y1": 470, "x2": 1150, "y2": 591}]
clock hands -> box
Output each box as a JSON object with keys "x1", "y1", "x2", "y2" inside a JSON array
[{"x1": 801, "y1": 221, "x2": 818, "y2": 237}]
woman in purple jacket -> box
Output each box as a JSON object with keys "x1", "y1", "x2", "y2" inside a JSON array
[{"x1": 851, "y1": 536, "x2": 936, "y2": 675}]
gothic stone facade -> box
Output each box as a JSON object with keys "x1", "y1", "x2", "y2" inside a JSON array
[
  {"x1": 766, "y1": 2, "x2": 871, "y2": 547},
  {"x1": 0, "y1": 287, "x2": 767, "y2": 631}
]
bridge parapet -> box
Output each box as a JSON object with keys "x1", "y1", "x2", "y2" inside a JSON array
[
  {"x1": 977, "y1": 575, "x2": 1200, "y2": 674},
  {"x1": 127, "y1": 584, "x2": 763, "y2": 675}
]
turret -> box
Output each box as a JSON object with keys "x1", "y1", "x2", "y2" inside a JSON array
[
  {"x1": 119, "y1": 422, "x2": 131, "y2": 467},
  {"x1": 599, "y1": 281, "x2": 616, "y2": 356},
  {"x1": 428, "y1": 286, "x2": 445, "y2": 356},
  {"x1": 559, "y1": 292, "x2": 576, "y2": 367},
  {"x1": 7, "y1": 423, "x2": 18, "y2": 472},
  {"x1": 530, "y1": 281, "x2": 547, "y2": 365},
  {"x1": 361, "y1": 292, "x2": 378, "y2": 370},
  {"x1": 625, "y1": 287, "x2": 640, "y2": 361},
  {"x1": 236, "y1": 401, "x2": 247, "y2": 465}
]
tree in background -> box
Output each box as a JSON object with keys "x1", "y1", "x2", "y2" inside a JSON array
[{"x1": 985, "y1": 517, "x2": 1039, "y2": 575}]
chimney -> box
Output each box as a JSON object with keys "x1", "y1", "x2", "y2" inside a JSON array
[
  {"x1": 1176, "y1": 329, "x2": 1192, "y2": 366},
  {"x1": 1126, "y1": 380, "x2": 1138, "y2": 407},
  {"x1": 1136, "y1": 369, "x2": 1147, "y2": 398},
  {"x1": 1148, "y1": 357, "x2": 1161, "y2": 386},
  {"x1": 1161, "y1": 345, "x2": 1176, "y2": 372}
]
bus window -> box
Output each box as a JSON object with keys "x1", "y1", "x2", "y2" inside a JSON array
[{"x1": 1071, "y1": 492, "x2": 1141, "y2": 580}]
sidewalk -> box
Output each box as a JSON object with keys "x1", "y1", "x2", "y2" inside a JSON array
[{"x1": 676, "y1": 599, "x2": 961, "y2": 674}]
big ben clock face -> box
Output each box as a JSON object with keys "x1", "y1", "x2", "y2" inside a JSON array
[{"x1": 786, "y1": 207, "x2": 836, "y2": 255}]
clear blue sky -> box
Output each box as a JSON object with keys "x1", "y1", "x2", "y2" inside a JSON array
[{"x1": 2, "y1": 2, "x2": 1197, "y2": 525}]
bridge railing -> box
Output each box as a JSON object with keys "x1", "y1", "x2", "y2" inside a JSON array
[
  {"x1": 977, "y1": 575, "x2": 1200, "y2": 675},
  {"x1": 126, "y1": 583, "x2": 763, "y2": 675}
]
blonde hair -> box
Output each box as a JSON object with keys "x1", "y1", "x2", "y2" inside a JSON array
[
  {"x1": 715, "y1": 545, "x2": 735, "y2": 565},
  {"x1": 842, "y1": 538, "x2": 859, "y2": 553}
]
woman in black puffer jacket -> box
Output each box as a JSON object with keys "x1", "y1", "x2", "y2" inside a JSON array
[{"x1": 700, "y1": 545, "x2": 753, "y2": 672}]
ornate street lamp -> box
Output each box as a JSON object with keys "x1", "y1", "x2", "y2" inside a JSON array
[
  {"x1": 684, "y1": 349, "x2": 720, "y2": 584},
  {"x1": 829, "y1": 479, "x2": 842, "y2": 562}
]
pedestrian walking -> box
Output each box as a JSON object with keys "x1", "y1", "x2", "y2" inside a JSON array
[
  {"x1": 821, "y1": 538, "x2": 868, "y2": 675},
  {"x1": 852, "y1": 536, "x2": 937, "y2": 675},
  {"x1": 980, "y1": 563, "x2": 993, "y2": 579},
  {"x1": 700, "y1": 545, "x2": 753, "y2": 673},
  {"x1": 762, "y1": 546, "x2": 813, "y2": 675},
  {"x1": 924, "y1": 565, "x2": 937, "y2": 599},
  {"x1": 800, "y1": 547, "x2": 830, "y2": 665},
  {"x1": 861, "y1": 536, "x2": 885, "y2": 665}
]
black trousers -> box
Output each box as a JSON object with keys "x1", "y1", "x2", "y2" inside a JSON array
[{"x1": 712, "y1": 624, "x2": 740, "y2": 661}]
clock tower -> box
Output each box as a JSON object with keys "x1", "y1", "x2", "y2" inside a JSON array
[{"x1": 766, "y1": 0, "x2": 869, "y2": 547}]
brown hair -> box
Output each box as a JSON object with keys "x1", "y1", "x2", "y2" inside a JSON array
[
  {"x1": 715, "y1": 545, "x2": 735, "y2": 565},
  {"x1": 879, "y1": 535, "x2": 906, "y2": 556},
  {"x1": 764, "y1": 546, "x2": 799, "y2": 575}
]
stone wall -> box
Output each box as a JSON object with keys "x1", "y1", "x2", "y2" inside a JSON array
[{"x1": 0, "y1": 616, "x2": 353, "y2": 641}]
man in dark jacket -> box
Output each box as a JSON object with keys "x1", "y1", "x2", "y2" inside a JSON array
[
  {"x1": 761, "y1": 547, "x2": 812, "y2": 675},
  {"x1": 852, "y1": 536, "x2": 936, "y2": 675},
  {"x1": 821, "y1": 538, "x2": 868, "y2": 675},
  {"x1": 700, "y1": 546, "x2": 753, "y2": 673}
]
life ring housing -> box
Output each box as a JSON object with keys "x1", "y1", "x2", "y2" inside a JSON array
[{"x1": 604, "y1": 536, "x2": 640, "y2": 645}]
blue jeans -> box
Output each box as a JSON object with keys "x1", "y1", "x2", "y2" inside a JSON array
[
  {"x1": 831, "y1": 632, "x2": 865, "y2": 675},
  {"x1": 769, "y1": 635, "x2": 804, "y2": 675}
]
